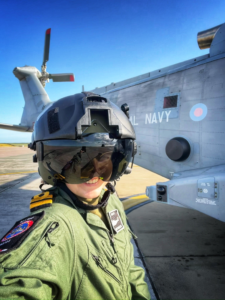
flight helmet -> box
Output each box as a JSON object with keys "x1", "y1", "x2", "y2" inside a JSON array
[{"x1": 30, "y1": 92, "x2": 136, "y2": 185}]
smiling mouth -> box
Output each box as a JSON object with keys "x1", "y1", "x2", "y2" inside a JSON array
[{"x1": 85, "y1": 177, "x2": 100, "y2": 184}]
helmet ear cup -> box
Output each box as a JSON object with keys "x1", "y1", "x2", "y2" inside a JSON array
[{"x1": 38, "y1": 162, "x2": 55, "y2": 186}]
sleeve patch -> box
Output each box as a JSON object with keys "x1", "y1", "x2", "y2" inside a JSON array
[{"x1": 0, "y1": 211, "x2": 44, "y2": 254}]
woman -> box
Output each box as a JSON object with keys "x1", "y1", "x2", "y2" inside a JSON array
[{"x1": 0, "y1": 92, "x2": 150, "y2": 300}]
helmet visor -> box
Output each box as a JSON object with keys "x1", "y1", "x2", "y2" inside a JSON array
[{"x1": 37, "y1": 133, "x2": 134, "y2": 184}]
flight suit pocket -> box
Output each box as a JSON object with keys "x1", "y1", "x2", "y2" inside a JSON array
[
  {"x1": 75, "y1": 242, "x2": 123, "y2": 300},
  {"x1": 87, "y1": 241, "x2": 122, "y2": 285},
  {"x1": 91, "y1": 253, "x2": 121, "y2": 284}
]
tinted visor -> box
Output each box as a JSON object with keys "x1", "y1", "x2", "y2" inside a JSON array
[{"x1": 37, "y1": 133, "x2": 134, "y2": 184}]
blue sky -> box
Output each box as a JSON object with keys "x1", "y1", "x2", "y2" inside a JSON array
[{"x1": 0, "y1": 0, "x2": 224, "y2": 142}]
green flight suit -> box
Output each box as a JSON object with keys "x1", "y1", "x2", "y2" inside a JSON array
[{"x1": 0, "y1": 186, "x2": 150, "y2": 300}]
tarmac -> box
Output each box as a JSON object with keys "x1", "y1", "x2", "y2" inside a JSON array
[{"x1": 0, "y1": 147, "x2": 225, "y2": 300}]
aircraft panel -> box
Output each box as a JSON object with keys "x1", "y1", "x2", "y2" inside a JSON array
[
  {"x1": 205, "y1": 96, "x2": 225, "y2": 109},
  {"x1": 134, "y1": 156, "x2": 165, "y2": 177},
  {"x1": 166, "y1": 85, "x2": 183, "y2": 94},
  {"x1": 166, "y1": 74, "x2": 184, "y2": 86},
  {"x1": 179, "y1": 119, "x2": 200, "y2": 132},
  {"x1": 202, "y1": 144, "x2": 225, "y2": 161},
  {"x1": 205, "y1": 83, "x2": 225, "y2": 99},
  {"x1": 134, "y1": 127, "x2": 158, "y2": 137},
  {"x1": 139, "y1": 77, "x2": 165, "y2": 97},
  {"x1": 158, "y1": 118, "x2": 180, "y2": 130},
  {"x1": 135, "y1": 99, "x2": 155, "y2": 113},
  {"x1": 138, "y1": 142, "x2": 159, "y2": 157},
  {"x1": 202, "y1": 131, "x2": 225, "y2": 144},
  {"x1": 183, "y1": 73, "x2": 206, "y2": 91},
  {"x1": 181, "y1": 87, "x2": 202, "y2": 102},
  {"x1": 159, "y1": 129, "x2": 200, "y2": 143},
  {"x1": 135, "y1": 136, "x2": 160, "y2": 150},
  {"x1": 198, "y1": 156, "x2": 225, "y2": 168},
  {"x1": 207, "y1": 52, "x2": 225, "y2": 69},
  {"x1": 202, "y1": 120, "x2": 225, "y2": 132},
  {"x1": 205, "y1": 73, "x2": 224, "y2": 85},
  {"x1": 206, "y1": 108, "x2": 225, "y2": 120}
]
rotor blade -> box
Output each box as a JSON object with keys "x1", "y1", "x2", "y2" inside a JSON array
[
  {"x1": 49, "y1": 73, "x2": 75, "y2": 82},
  {"x1": 0, "y1": 123, "x2": 30, "y2": 132},
  {"x1": 42, "y1": 28, "x2": 51, "y2": 66}
]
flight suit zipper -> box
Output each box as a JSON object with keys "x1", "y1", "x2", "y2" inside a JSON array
[
  {"x1": 103, "y1": 205, "x2": 130, "y2": 298},
  {"x1": 91, "y1": 254, "x2": 121, "y2": 284},
  {"x1": 103, "y1": 232, "x2": 117, "y2": 264},
  {"x1": 18, "y1": 222, "x2": 59, "y2": 267}
]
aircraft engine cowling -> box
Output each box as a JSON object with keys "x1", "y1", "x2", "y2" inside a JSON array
[{"x1": 197, "y1": 24, "x2": 222, "y2": 50}]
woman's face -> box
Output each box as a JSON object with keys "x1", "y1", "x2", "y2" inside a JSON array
[{"x1": 66, "y1": 177, "x2": 107, "y2": 199}]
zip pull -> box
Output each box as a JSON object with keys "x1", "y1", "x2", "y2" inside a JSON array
[
  {"x1": 45, "y1": 233, "x2": 54, "y2": 247},
  {"x1": 106, "y1": 230, "x2": 117, "y2": 255},
  {"x1": 106, "y1": 230, "x2": 114, "y2": 245},
  {"x1": 91, "y1": 253, "x2": 121, "y2": 284},
  {"x1": 102, "y1": 240, "x2": 117, "y2": 265},
  {"x1": 92, "y1": 254, "x2": 100, "y2": 263},
  {"x1": 48, "y1": 222, "x2": 59, "y2": 233},
  {"x1": 109, "y1": 233, "x2": 115, "y2": 244},
  {"x1": 92, "y1": 254, "x2": 105, "y2": 270},
  {"x1": 45, "y1": 222, "x2": 59, "y2": 247},
  {"x1": 112, "y1": 257, "x2": 117, "y2": 264}
]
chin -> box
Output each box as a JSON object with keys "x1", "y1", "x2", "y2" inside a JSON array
[{"x1": 83, "y1": 190, "x2": 102, "y2": 199}]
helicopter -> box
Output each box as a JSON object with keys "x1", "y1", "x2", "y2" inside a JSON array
[
  {"x1": 0, "y1": 24, "x2": 225, "y2": 222},
  {"x1": 0, "y1": 28, "x2": 74, "y2": 133},
  {"x1": 91, "y1": 23, "x2": 225, "y2": 222}
]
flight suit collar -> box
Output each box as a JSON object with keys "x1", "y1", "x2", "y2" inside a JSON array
[
  {"x1": 57, "y1": 187, "x2": 78, "y2": 209},
  {"x1": 85, "y1": 212, "x2": 108, "y2": 231},
  {"x1": 56, "y1": 185, "x2": 109, "y2": 231}
]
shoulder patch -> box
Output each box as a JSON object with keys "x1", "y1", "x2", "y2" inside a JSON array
[
  {"x1": 30, "y1": 191, "x2": 53, "y2": 212},
  {"x1": 0, "y1": 211, "x2": 44, "y2": 254}
]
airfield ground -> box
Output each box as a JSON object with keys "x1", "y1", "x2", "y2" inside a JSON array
[{"x1": 0, "y1": 147, "x2": 225, "y2": 300}]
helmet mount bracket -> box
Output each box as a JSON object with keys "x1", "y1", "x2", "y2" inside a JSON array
[{"x1": 76, "y1": 96, "x2": 122, "y2": 139}]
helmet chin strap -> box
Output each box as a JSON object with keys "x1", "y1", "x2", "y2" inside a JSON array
[{"x1": 57, "y1": 182, "x2": 115, "y2": 211}]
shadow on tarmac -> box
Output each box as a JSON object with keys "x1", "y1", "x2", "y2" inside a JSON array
[{"x1": 0, "y1": 173, "x2": 40, "y2": 237}]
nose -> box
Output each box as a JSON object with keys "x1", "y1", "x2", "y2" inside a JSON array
[
  {"x1": 92, "y1": 158, "x2": 113, "y2": 180},
  {"x1": 92, "y1": 158, "x2": 107, "y2": 176}
]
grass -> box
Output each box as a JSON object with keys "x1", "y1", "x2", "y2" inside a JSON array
[{"x1": 0, "y1": 143, "x2": 28, "y2": 147}]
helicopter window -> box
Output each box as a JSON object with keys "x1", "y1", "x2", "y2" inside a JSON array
[{"x1": 163, "y1": 95, "x2": 178, "y2": 109}]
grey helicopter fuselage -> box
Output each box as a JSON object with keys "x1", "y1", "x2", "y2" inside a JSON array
[
  {"x1": 0, "y1": 24, "x2": 225, "y2": 222},
  {"x1": 90, "y1": 23, "x2": 225, "y2": 222}
]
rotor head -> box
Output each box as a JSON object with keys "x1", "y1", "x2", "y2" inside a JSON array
[{"x1": 40, "y1": 28, "x2": 75, "y2": 87}]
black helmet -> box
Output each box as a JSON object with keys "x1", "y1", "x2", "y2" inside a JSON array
[{"x1": 30, "y1": 92, "x2": 136, "y2": 185}]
